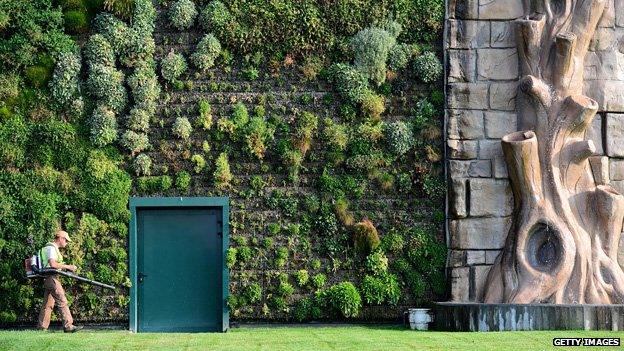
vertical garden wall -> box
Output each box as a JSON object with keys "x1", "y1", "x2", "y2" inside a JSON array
[{"x1": 0, "y1": 0, "x2": 445, "y2": 323}]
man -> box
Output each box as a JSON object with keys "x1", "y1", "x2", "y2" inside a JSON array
[{"x1": 37, "y1": 230, "x2": 83, "y2": 333}]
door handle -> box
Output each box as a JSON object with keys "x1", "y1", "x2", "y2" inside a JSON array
[{"x1": 138, "y1": 272, "x2": 148, "y2": 283}]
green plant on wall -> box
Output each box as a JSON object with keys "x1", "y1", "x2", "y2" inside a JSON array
[
  {"x1": 0, "y1": 0, "x2": 446, "y2": 324},
  {"x1": 214, "y1": 152, "x2": 232, "y2": 189}
]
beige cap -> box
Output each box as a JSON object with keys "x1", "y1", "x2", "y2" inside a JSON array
[{"x1": 56, "y1": 230, "x2": 72, "y2": 242}]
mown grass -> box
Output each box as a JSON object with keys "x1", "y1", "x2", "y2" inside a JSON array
[{"x1": 0, "y1": 325, "x2": 622, "y2": 350}]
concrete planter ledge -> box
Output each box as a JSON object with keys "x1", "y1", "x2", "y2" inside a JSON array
[{"x1": 434, "y1": 302, "x2": 624, "y2": 331}]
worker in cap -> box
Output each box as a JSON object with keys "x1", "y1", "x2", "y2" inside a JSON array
[{"x1": 37, "y1": 229, "x2": 83, "y2": 333}]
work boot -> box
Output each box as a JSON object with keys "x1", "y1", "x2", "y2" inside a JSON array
[{"x1": 64, "y1": 325, "x2": 83, "y2": 333}]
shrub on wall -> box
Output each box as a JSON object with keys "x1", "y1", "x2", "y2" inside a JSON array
[
  {"x1": 125, "y1": 108, "x2": 150, "y2": 132},
  {"x1": 385, "y1": 121, "x2": 414, "y2": 156},
  {"x1": 293, "y1": 111, "x2": 318, "y2": 155},
  {"x1": 127, "y1": 63, "x2": 160, "y2": 115},
  {"x1": 169, "y1": 0, "x2": 197, "y2": 30},
  {"x1": 121, "y1": 30, "x2": 156, "y2": 68},
  {"x1": 104, "y1": 0, "x2": 136, "y2": 20},
  {"x1": 89, "y1": 105, "x2": 118, "y2": 147},
  {"x1": 388, "y1": 43, "x2": 415, "y2": 71},
  {"x1": 196, "y1": 99, "x2": 213, "y2": 130},
  {"x1": 136, "y1": 175, "x2": 172, "y2": 193},
  {"x1": 214, "y1": 152, "x2": 232, "y2": 189},
  {"x1": 24, "y1": 62, "x2": 53, "y2": 88},
  {"x1": 132, "y1": 0, "x2": 156, "y2": 34},
  {"x1": 312, "y1": 273, "x2": 326, "y2": 290},
  {"x1": 352, "y1": 219, "x2": 380, "y2": 256},
  {"x1": 49, "y1": 52, "x2": 82, "y2": 111},
  {"x1": 160, "y1": 50, "x2": 187, "y2": 84},
  {"x1": 413, "y1": 51, "x2": 442, "y2": 83},
  {"x1": 191, "y1": 154, "x2": 206, "y2": 173},
  {"x1": 360, "y1": 92, "x2": 385, "y2": 121},
  {"x1": 361, "y1": 273, "x2": 401, "y2": 305},
  {"x1": 323, "y1": 118, "x2": 349, "y2": 152},
  {"x1": 176, "y1": 170, "x2": 191, "y2": 190},
  {"x1": 84, "y1": 34, "x2": 115, "y2": 68},
  {"x1": 93, "y1": 13, "x2": 130, "y2": 52},
  {"x1": 83, "y1": 150, "x2": 132, "y2": 223},
  {"x1": 133, "y1": 153, "x2": 152, "y2": 176},
  {"x1": 172, "y1": 117, "x2": 193, "y2": 140},
  {"x1": 191, "y1": 34, "x2": 221, "y2": 71},
  {"x1": 120, "y1": 130, "x2": 149, "y2": 154},
  {"x1": 64, "y1": 10, "x2": 88, "y2": 33},
  {"x1": 199, "y1": 1, "x2": 231, "y2": 32},
  {"x1": 318, "y1": 282, "x2": 362, "y2": 318},
  {"x1": 351, "y1": 24, "x2": 398, "y2": 86},
  {"x1": 244, "y1": 116, "x2": 275, "y2": 159},
  {"x1": 86, "y1": 64, "x2": 127, "y2": 113},
  {"x1": 330, "y1": 63, "x2": 370, "y2": 104},
  {"x1": 0, "y1": 0, "x2": 76, "y2": 70},
  {"x1": 364, "y1": 250, "x2": 389, "y2": 274}
]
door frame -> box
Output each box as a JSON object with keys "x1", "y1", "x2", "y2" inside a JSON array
[{"x1": 128, "y1": 196, "x2": 229, "y2": 332}]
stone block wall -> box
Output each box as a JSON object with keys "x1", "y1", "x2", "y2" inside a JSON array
[{"x1": 446, "y1": 0, "x2": 624, "y2": 301}]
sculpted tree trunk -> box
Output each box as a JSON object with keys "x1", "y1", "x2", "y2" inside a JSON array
[{"x1": 482, "y1": 0, "x2": 624, "y2": 304}]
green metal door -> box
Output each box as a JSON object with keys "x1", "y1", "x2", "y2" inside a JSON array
[{"x1": 137, "y1": 207, "x2": 223, "y2": 332}]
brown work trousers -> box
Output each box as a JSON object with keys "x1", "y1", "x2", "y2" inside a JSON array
[{"x1": 37, "y1": 276, "x2": 73, "y2": 330}]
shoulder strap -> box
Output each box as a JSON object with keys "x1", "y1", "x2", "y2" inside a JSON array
[{"x1": 39, "y1": 243, "x2": 58, "y2": 268}]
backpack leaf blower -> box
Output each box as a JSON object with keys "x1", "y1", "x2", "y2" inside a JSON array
[{"x1": 25, "y1": 255, "x2": 116, "y2": 290}]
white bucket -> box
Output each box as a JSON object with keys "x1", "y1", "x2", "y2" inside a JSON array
[{"x1": 408, "y1": 308, "x2": 432, "y2": 331}]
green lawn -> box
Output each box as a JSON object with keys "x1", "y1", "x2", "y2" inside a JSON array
[{"x1": 0, "y1": 326, "x2": 623, "y2": 351}]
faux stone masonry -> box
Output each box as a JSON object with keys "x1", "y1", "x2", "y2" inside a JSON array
[{"x1": 446, "y1": 0, "x2": 624, "y2": 302}]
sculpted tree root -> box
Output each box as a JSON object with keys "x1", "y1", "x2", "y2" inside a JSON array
[{"x1": 482, "y1": 0, "x2": 624, "y2": 304}]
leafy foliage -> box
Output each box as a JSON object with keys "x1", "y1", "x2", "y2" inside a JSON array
[
  {"x1": 120, "y1": 130, "x2": 149, "y2": 154},
  {"x1": 387, "y1": 43, "x2": 415, "y2": 71},
  {"x1": 104, "y1": 0, "x2": 136, "y2": 20},
  {"x1": 133, "y1": 153, "x2": 152, "y2": 176},
  {"x1": 64, "y1": 10, "x2": 88, "y2": 33},
  {"x1": 160, "y1": 50, "x2": 187, "y2": 84},
  {"x1": 169, "y1": 0, "x2": 197, "y2": 30},
  {"x1": 214, "y1": 152, "x2": 232, "y2": 189},
  {"x1": 192, "y1": 0, "x2": 442, "y2": 58},
  {"x1": 86, "y1": 64, "x2": 127, "y2": 113},
  {"x1": 84, "y1": 34, "x2": 115, "y2": 68},
  {"x1": 318, "y1": 282, "x2": 362, "y2": 318},
  {"x1": 93, "y1": 13, "x2": 130, "y2": 53},
  {"x1": 385, "y1": 121, "x2": 414, "y2": 156},
  {"x1": 413, "y1": 51, "x2": 442, "y2": 83},
  {"x1": 191, "y1": 34, "x2": 221, "y2": 71},
  {"x1": 176, "y1": 170, "x2": 191, "y2": 190},
  {"x1": 0, "y1": 0, "x2": 76, "y2": 70},
  {"x1": 172, "y1": 117, "x2": 193, "y2": 140},
  {"x1": 351, "y1": 24, "x2": 398, "y2": 86},
  {"x1": 89, "y1": 105, "x2": 118, "y2": 147},
  {"x1": 197, "y1": 100, "x2": 213, "y2": 130},
  {"x1": 330, "y1": 64, "x2": 370, "y2": 104},
  {"x1": 49, "y1": 52, "x2": 82, "y2": 111},
  {"x1": 361, "y1": 273, "x2": 401, "y2": 305},
  {"x1": 352, "y1": 219, "x2": 380, "y2": 256}
]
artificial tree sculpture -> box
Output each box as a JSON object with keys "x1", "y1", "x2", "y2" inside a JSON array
[{"x1": 482, "y1": 0, "x2": 624, "y2": 304}]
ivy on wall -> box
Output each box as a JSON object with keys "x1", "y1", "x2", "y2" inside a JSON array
[{"x1": 0, "y1": 0, "x2": 445, "y2": 323}]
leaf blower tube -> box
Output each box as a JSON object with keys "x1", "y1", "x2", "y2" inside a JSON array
[
  {"x1": 38, "y1": 269, "x2": 116, "y2": 290},
  {"x1": 25, "y1": 256, "x2": 116, "y2": 290}
]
